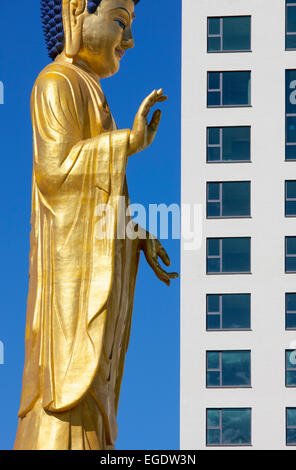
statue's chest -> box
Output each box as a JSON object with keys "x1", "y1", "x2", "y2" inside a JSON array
[{"x1": 83, "y1": 84, "x2": 115, "y2": 137}]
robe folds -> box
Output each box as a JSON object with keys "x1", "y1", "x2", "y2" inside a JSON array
[{"x1": 14, "y1": 59, "x2": 140, "y2": 450}]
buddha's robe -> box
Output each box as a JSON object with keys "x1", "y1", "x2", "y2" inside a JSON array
[{"x1": 14, "y1": 60, "x2": 140, "y2": 450}]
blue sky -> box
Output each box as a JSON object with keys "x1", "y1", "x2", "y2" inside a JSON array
[{"x1": 0, "y1": 0, "x2": 181, "y2": 450}]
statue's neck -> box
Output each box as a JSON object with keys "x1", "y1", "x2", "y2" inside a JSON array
[{"x1": 55, "y1": 52, "x2": 101, "y2": 81}]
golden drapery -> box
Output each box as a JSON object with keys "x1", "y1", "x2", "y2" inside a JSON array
[{"x1": 14, "y1": 59, "x2": 140, "y2": 450}]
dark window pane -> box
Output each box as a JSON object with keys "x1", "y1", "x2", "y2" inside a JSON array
[
  {"x1": 208, "y1": 239, "x2": 220, "y2": 256},
  {"x1": 287, "y1": 293, "x2": 296, "y2": 311},
  {"x1": 222, "y1": 294, "x2": 250, "y2": 329},
  {"x1": 222, "y1": 409, "x2": 251, "y2": 445},
  {"x1": 286, "y1": 34, "x2": 296, "y2": 49},
  {"x1": 286, "y1": 144, "x2": 296, "y2": 160},
  {"x1": 207, "y1": 202, "x2": 220, "y2": 217},
  {"x1": 287, "y1": 6, "x2": 296, "y2": 33},
  {"x1": 207, "y1": 371, "x2": 220, "y2": 387},
  {"x1": 286, "y1": 313, "x2": 296, "y2": 329},
  {"x1": 208, "y1": 183, "x2": 220, "y2": 200},
  {"x1": 286, "y1": 257, "x2": 296, "y2": 272},
  {"x1": 209, "y1": 72, "x2": 220, "y2": 90},
  {"x1": 222, "y1": 127, "x2": 250, "y2": 161},
  {"x1": 207, "y1": 314, "x2": 220, "y2": 330},
  {"x1": 207, "y1": 352, "x2": 220, "y2": 369},
  {"x1": 287, "y1": 181, "x2": 296, "y2": 198},
  {"x1": 207, "y1": 429, "x2": 220, "y2": 445},
  {"x1": 222, "y1": 351, "x2": 251, "y2": 387},
  {"x1": 287, "y1": 116, "x2": 296, "y2": 143},
  {"x1": 287, "y1": 408, "x2": 296, "y2": 427},
  {"x1": 222, "y1": 182, "x2": 250, "y2": 217},
  {"x1": 207, "y1": 147, "x2": 221, "y2": 161},
  {"x1": 207, "y1": 295, "x2": 220, "y2": 312},
  {"x1": 207, "y1": 409, "x2": 220, "y2": 427},
  {"x1": 208, "y1": 18, "x2": 220, "y2": 35},
  {"x1": 287, "y1": 428, "x2": 296, "y2": 444},
  {"x1": 223, "y1": 72, "x2": 250, "y2": 106},
  {"x1": 208, "y1": 128, "x2": 220, "y2": 145},
  {"x1": 223, "y1": 17, "x2": 251, "y2": 51},
  {"x1": 286, "y1": 370, "x2": 296, "y2": 386},
  {"x1": 208, "y1": 36, "x2": 221, "y2": 52},
  {"x1": 207, "y1": 258, "x2": 220, "y2": 273},
  {"x1": 222, "y1": 238, "x2": 250, "y2": 273},
  {"x1": 286, "y1": 201, "x2": 296, "y2": 216},
  {"x1": 208, "y1": 92, "x2": 221, "y2": 106},
  {"x1": 287, "y1": 237, "x2": 296, "y2": 255}
]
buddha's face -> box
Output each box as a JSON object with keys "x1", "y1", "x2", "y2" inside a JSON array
[{"x1": 78, "y1": 0, "x2": 135, "y2": 77}]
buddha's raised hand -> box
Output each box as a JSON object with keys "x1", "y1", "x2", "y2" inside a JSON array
[{"x1": 128, "y1": 89, "x2": 167, "y2": 156}]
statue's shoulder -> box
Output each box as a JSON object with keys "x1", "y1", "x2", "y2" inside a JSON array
[{"x1": 33, "y1": 62, "x2": 83, "y2": 95}]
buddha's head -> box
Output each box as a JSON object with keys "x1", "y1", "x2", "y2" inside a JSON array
[{"x1": 41, "y1": 0, "x2": 139, "y2": 77}]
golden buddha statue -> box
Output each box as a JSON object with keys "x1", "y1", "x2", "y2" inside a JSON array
[{"x1": 13, "y1": 0, "x2": 178, "y2": 451}]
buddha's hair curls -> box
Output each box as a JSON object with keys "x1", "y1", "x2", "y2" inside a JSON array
[{"x1": 41, "y1": 0, "x2": 140, "y2": 60}]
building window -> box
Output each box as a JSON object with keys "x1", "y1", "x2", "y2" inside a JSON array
[
  {"x1": 286, "y1": 181, "x2": 296, "y2": 216},
  {"x1": 207, "y1": 182, "x2": 250, "y2": 218},
  {"x1": 286, "y1": 293, "x2": 296, "y2": 329},
  {"x1": 286, "y1": 1, "x2": 296, "y2": 50},
  {"x1": 207, "y1": 294, "x2": 251, "y2": 330},
  {"x1": 286, "y1": 70, "x2": 296, "y2": 160},
  {"x1": 207, "y1": 238, "x2": 251, "y2": 274},
  {"x1": 285, "y1": 237, "x2": 296, "y2": 272},
  {"x1": 286, "y1": 350, "x2": 296, "y2": 386},
  {"x1": 207, "y1": 126, "x2": 251, "y2": 163},
  {"x1": 206, "y1": 408, "x2": 251, "y2": 446},
  {"x1": 207, "y1": 72, "x2": 251, "y2": 107},
  {"x1": 208, "y1": 16, "x2": 251, "y2": 52},
  {"x1": 206, "y1": 351, "x2": 251, "y2": 388},
  {"x1": 287, "y1": 408, "x2": 296, "y2": 445}
]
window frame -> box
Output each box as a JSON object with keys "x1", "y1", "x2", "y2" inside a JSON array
[
  {"x1": 206, "y1": 181, "x2": 251, "y2": 219},
  {"x1": 206, "y1": 350, "x2": 252, "y2": 388},
  {"x1": 206, "y1": 126, "x2": 251, "y2": 164},
  {"x1": 285, "y1": 69, "x2": 296, "y2": 161},
  {"x1": 286, "y1": 408, "x2": 296, "y2": 446},
  {"x1": 207, "y1": 71, "x2": 252, "y2": 108},
  {"x1": 206, "y1": 408, "x2": 252, "y2": 447},
  {"x1": 286, "y1": 293, "x2": 296, "y2": 330},
  {"x1": 206, "y1": 293, "x2": 251, "y2": 331},
  {"x1": 286, "y1": 349, "x2": 296, "y2": 387},
  {"x1": 207, "y1": 237, "x2": 252, "y2": 275},
  {"x1": 286, "y1": 2, "x2": 296, "y2": 50},
  {"x1": 285, "y1": 236, "x2": 296, "y2": 273},
  {"x1": 285, "y1": 180, "x2": 296, "y2": 217},
  {"x1": 207, "y1": 15, "x2": 252, "y2": 53}
]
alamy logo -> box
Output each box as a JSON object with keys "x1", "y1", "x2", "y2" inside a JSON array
[
  {"x1": 94, "y1": 198, "x2": 203, "y2": 251},
  {"x1": 0, "y1": 81, "x2": 3, "y2": 105},
  {"x1": 0, "y1": 341, "x2": 4, "y2": 365}
]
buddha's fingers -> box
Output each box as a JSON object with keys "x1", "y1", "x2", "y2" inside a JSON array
[
  {"x1": 157, "y1": 245, "x2": 171, "y2": 267},
  {"x1": 148, "y1": 110, "x2": 162, "y2": 133},
  {"x1": 152, "y1": 261, "x2": 172, "y2": 286},
  {"x1": 139, "y1": 89, "x2": 167, "y2": 118}
]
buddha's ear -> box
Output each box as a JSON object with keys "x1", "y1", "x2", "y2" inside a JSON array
[{"x1": 63, "y1": 0, "x2": 86, "y2": 58}]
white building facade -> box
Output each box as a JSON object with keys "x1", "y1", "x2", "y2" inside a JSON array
[{"x1": 181, "y1": 0, "x2": 296, "y2": 450}]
